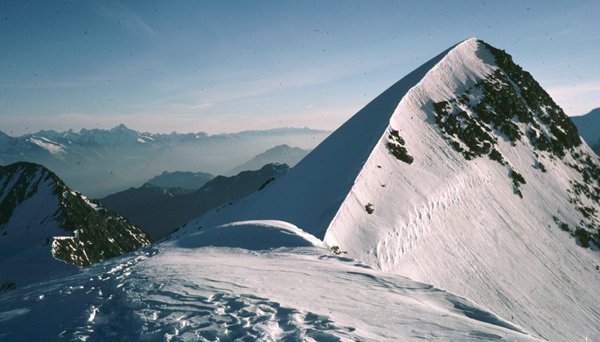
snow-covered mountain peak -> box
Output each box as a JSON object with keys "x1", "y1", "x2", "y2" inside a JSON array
[
  {"x1": 401, "y1": 37, "x2": 495, "y2": 104},
  {"x1": 111, "y1": 123, "x2": 130, "y2": 132},
  {"x1": 169, "y1": 38, "x2": 600, "y2": 340}
]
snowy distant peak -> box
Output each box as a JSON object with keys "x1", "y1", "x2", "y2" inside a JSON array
[
  {"x1": 22, "y1": 124, "x2": 203, "y2": 146},
  {"x1": 23, "y1": 126, "x2": 324, "y2": 140},
  {"x1": 10, "y1": 126, "x2": 328, "y2": 149},
  {"x1": 111, "y1": 123, "x2": 130, "y2": 132}
]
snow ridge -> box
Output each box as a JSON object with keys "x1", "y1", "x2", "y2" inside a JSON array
[
  {"x1": 170, "y1": 38, "x2": 600, "y2": 341},
  {"x1": 172, "y1": 40, "x2": 465, "y2": 239}
]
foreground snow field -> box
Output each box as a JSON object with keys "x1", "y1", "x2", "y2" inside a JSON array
[{"x1": 0, "y1": 230, "x2": 538, "y2": 341}]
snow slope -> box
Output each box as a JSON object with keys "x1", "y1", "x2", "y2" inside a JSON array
[
  {"x1": 170, "y1": 38, "x2": 600, "y2": 341},
  {"x1": 0, "y1": 229, "x2": 538, "y2": 341},
  {"x1": 27, "y1": 137, "x2": 66, "y2": 156}
]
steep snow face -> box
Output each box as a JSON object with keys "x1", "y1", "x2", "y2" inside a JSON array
[
  {"x1": 172, "y1": 38, "x2": 600, "y2": 341},
  {"x1": 0, "y1": 245, "x2": 539, "y2": 341},
  {"x1": 325, "y1": 38, "x2": 497, "y2": 246},
  {"x1": 323, "y1": 38, "x2": 600, "y2": 341}
]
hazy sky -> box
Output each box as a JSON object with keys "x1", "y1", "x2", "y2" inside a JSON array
[{"x1": 1, "y1": 0, "x2": 599, "y2": 135}]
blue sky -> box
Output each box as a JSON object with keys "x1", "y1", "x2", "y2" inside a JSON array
[{"x1": 1, "y1": 0, "x2": 599, "y2": 135}]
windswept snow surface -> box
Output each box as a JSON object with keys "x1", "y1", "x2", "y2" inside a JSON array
[
  {"x1": 172, "y1": 38, "x2": 600, "y2": 341},
  {"x1": 0, "y1": 243, "x2": 538, "y2": 341}
]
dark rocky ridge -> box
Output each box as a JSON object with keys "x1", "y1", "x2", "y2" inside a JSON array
[
  {"x1": 0, "y1": 162, "x2": 150, "y2": 267},
  {"x1": 100, "y1": 163, "x2": 290, "y2": 240}
]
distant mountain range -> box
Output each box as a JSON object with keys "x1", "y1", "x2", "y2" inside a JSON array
[
  {"x1": 572, "y1": 108, "x2": 600, "y2": 155},
  {"x1": 227, "y1": 144, "x2": 310, "y2": 176},
  {"x1": 0, "y1": 125, "x2": 329, "y2": 197},
  {"x1": 99, "y1": 163, "x2": 289, "y2": 240},
  {"x1": 146, "y1": 171, "x2": 214, "y2": 191},
  {"x1": 144, "y1": 144, "x2": 309, "y2": 190},
  {"x1": 0, "y1": 162, "x2": 150, "y2": 289}
]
